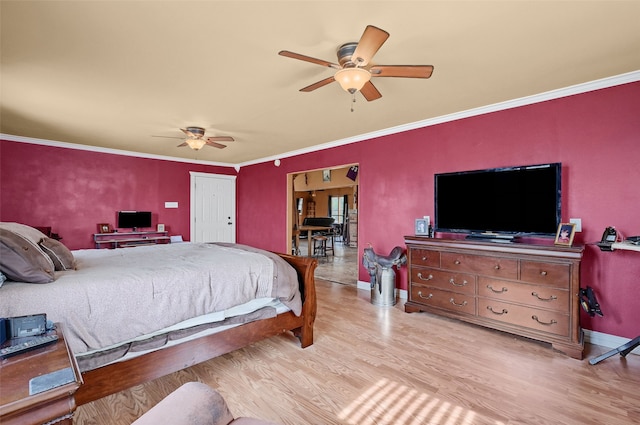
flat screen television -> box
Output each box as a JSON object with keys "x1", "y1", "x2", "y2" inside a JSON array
[
  {"x1": 117, "y1": 211, "x2": 152, "y2": 230},
  {"x1": 434, "y1": 163, "x2": 561, "y2": 238}
]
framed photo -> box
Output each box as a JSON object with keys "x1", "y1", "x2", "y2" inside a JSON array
[
  {"x1": 157, "y1": 223, "x2": 165, "y2": 232},
  {"x1": 322, "y1": 169, "x2": 331, "y2": 182},
  {"x1": 415, "y1": 218, "x2": 429, "y2": 236},
  {"x1": 97, "y1": 223, "x2": 112, "y2": 234},
  {"x1": 554, "y1": 223, "x2": 576, "y2": 246}
]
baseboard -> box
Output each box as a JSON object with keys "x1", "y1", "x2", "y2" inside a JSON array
[
  {"x1": 357, "y1": 280, "x2": 408, "y2": 294},
  {"x1": 356, "y1": 280, "x2": 369, "y2": 291},
  {"x1": 357, "y1": 280, "x2": 638, "y2": 356},
  {"x1": 584, "y1": 329, "x2": 640, "y2": 356}
]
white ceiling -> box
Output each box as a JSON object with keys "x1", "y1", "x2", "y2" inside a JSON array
[{"x1": 2, "y1": 1, "x2": 639, "y2": 166}]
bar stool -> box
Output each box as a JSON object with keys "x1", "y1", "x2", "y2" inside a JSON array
[
  {"x1": 323, "y1": 228, "x2": 335, "y2": 256},
  {"x1": 312, "y1": 235, "x2": 328, "y2": 259}
]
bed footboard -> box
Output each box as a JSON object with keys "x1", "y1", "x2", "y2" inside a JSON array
[{"x1": 75, "y1": 253, "x2": 317, "y2": 406}]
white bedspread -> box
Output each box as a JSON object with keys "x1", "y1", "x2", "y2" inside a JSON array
[{"x1": 0, "y1": 243, "x2": 301, "y2": 356}]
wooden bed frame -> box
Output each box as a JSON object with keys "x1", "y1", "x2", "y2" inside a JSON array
[{"x1": 74, "y1": 253, "x2": 317, "y2": 405}]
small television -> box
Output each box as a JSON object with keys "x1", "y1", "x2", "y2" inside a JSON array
[
  {"x1": 117, "y1": 211, "x2": 152, "y2": 230},
  {"x1": 434, "y1": 163, "x2": 561, "y2": 238}
]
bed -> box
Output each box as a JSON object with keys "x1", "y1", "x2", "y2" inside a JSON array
[{"x1": 0, "y1": 223, "x2": 317, "y2": 405}]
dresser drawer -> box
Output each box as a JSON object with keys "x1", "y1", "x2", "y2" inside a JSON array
[
  {"x1": 521, "y1": 261, "x2": 570, "y2": 286},
  {"x1": 478, "y1": 298, "x2": 569, "y2": 337},
  {"x1": 411, "y1": 268, "x2": 475, "y2": 294},
  {"x1": 410, "y1": 249, "x2": 440, "y2": 268},
  {"x1": 441, "y1": 252, "x2": 517, "y2": 279},
  {"x1": 478, "y1": 277, "x2": 569, "y2": 312},
  {"x1": 410, "y1": 285, "x2": 476, "y2": 315}
]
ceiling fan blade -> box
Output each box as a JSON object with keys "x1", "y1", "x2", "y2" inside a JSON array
[
  {"x1": 177, "y1": 142, "x2": 188, "y2": 147},
  {"x1": 180, "y1": 128, "x2": 198, "y2": 138},
  {"x1": 370, "y1": 65, "x2": 434, "y2": 78},
  {"x1": 351, "y1": 25, "x2": 390, "y2": 67},
  {"x1": 300, "y1": 76, "x2": 336, "y2": 92},
  {"x1": 152, "y1": 135, "x2": 183, "y2": 139},
  {"x1": 278, "y1": 50, "x2": 340, "y2": 69},
  {"x1": 360, "y1": 81, "x2": 382, "y2": 101},
  {"x1": 206, "y1": 141, "x2": 227, "y2": 149},
  {"x1": 207, "y1": 136, "x2": 234, "y2": 142}
]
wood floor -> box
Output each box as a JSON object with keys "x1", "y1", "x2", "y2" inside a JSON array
[{"x1": 75, "y1": 279, "x2": 640, "y2": 425}]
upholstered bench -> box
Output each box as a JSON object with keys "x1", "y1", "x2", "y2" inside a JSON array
[{"x1": 132, "y1": 382, "x2": 280, "y2": 425}]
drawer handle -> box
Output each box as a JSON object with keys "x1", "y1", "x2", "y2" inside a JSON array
[
  {"x1": 532, "y1": 315, "x2": 557, "y2": 326},
  {"x1": 487, "y1": 285, "x2": 508, "y2": 294},
  {"x1": 494, "y1": 264, "x2": 501, "y2": 270},
  {"x1": 449, "y1": 298, "x2": 468, "y2": 307},
  {"x1": 531, "y1": 292, "x2": 557, "y2": 302},
  {"x1": 417, "y1": 272, "x2": 434, "y2": 281},
  {"x1": 421, "y1": 256, "x2": 428, "y2": 261},
  {"x1": 487, "y1": 306, "x2": 508, "y2": 315},
  {"x1": 417, "y1": 291, "x2": 433, "y2": 300},
  {"x1": 449, "y1": 278, "x2": 468, "y2": 287},
  {"x1": 454, "y1": 260, "x2": 461, "y2": 265},
  {"x1": 540, "y1": 271, "x2": 548, "y2": 276}
]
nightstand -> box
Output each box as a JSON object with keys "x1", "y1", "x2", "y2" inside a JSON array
[{"x1": 0, "y1": 323, "x2": 82, "y2": 425}]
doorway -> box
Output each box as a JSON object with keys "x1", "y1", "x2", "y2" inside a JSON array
[{"x1": 287, "y1": 164, "x2": 359, "y2": 285}]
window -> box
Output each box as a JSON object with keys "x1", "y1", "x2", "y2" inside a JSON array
[{"x1": 329, "y1": 195, "x2": 348, "y2": 224}]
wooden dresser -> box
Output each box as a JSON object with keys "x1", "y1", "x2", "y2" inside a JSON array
[{"x1": 404, "y1": 236, "x2": 584, "y2": 359}]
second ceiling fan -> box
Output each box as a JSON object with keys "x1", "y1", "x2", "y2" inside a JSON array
[
  {"x1": 158, "y1": 127, "x2": 235, "y2": 151},
  {"x1": 279, "y1": 25, "x2": 434, "y2": 101}
]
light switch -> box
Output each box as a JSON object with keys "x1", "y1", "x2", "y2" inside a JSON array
[
  {"x1": 569, "y1": 218, "x2": 582, "y2": 232},
  {"x1": 165, "y1": 202, "x2": 178, "y2": 209}
]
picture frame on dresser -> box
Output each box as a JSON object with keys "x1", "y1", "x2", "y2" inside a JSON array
[
  {"x1": 555, "y1": 223, "x2": 576, "y2": 246},
  {"x1": 97, "y1": 223, "x2": 112, "y2": 234},
  {"x1": 415, "y1": 218, "x2": 429, "y2": 236}
]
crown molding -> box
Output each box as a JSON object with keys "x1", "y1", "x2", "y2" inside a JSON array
[
  {"x1": 242, "y1": 70, "x2": 640, "y2": 167},
  {"x1": 3, "y1": 71, "x2": 638, "y2": 169}
]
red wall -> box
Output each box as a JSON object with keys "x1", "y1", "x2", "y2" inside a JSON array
[
  {"x1": 0, "y1": 142, "x2": 235, "y2": 249},
  {"x1": 237, "y1": 81, "x2": 640, "y2": 339},
  {"x1": 1, "y1": 81, "x2": 639, "y2": 339}
]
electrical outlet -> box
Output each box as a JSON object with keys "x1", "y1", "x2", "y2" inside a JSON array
[{"x1": 570, "y1": 218, "x2": 582, "y2": 232}]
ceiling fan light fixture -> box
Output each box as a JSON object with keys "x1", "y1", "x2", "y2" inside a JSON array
[
  {"x1": 334, "y1": 67, "x2": 371, "y2": 93},
  {"x1": 185, "y1": 138, "x2": 206, "y2": 150}
]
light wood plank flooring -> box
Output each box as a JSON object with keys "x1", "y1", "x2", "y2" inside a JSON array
[{"x1": 75, "y1": 279, "x2": 639, "y2": 424}]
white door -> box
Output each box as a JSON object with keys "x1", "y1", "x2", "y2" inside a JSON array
[{"x1": 190, "y1": 172, "x2": 236, "y2": 243}]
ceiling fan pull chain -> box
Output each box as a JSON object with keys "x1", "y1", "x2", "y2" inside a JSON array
[{"x1": 351, "y1": 93, "x2": 356, "y2": 112}]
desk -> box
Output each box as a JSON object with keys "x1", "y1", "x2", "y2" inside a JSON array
[
  {"x1": 298, "y1": 225, "x2": 333, "y2": 257},
  {"x1": 0, "y1": 324, "x2": 82, "y2": 424},
  {"x1": 589, "y1": 240, "x2": 640, "y2": 365}
]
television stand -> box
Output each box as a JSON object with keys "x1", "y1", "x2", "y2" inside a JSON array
[
  {"x1": 94, "y1": 230, "x2": 169, "y2": 249},
  {"x1": 404, "y1": 236, "x2": 584, "y2": 359}
]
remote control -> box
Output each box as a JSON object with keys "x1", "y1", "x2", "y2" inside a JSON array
[{"x1": 0, "y1": 334, "x2": 59, "y2": 359}]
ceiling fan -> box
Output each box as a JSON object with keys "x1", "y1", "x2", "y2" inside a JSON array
[
  {"x1": 155, "y1": 127, "x2": 234, "y2": 151},
  {"x1": 279, "y1": 25, "x2": 434, "y2": 102}
]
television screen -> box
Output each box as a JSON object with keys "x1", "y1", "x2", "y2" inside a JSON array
[
  {"x1": 435, "y1": 163, "x2": 561, "y2": 236},
  {"x1": 117, "y1": 211, "x2": 152, "y2": 230}
]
